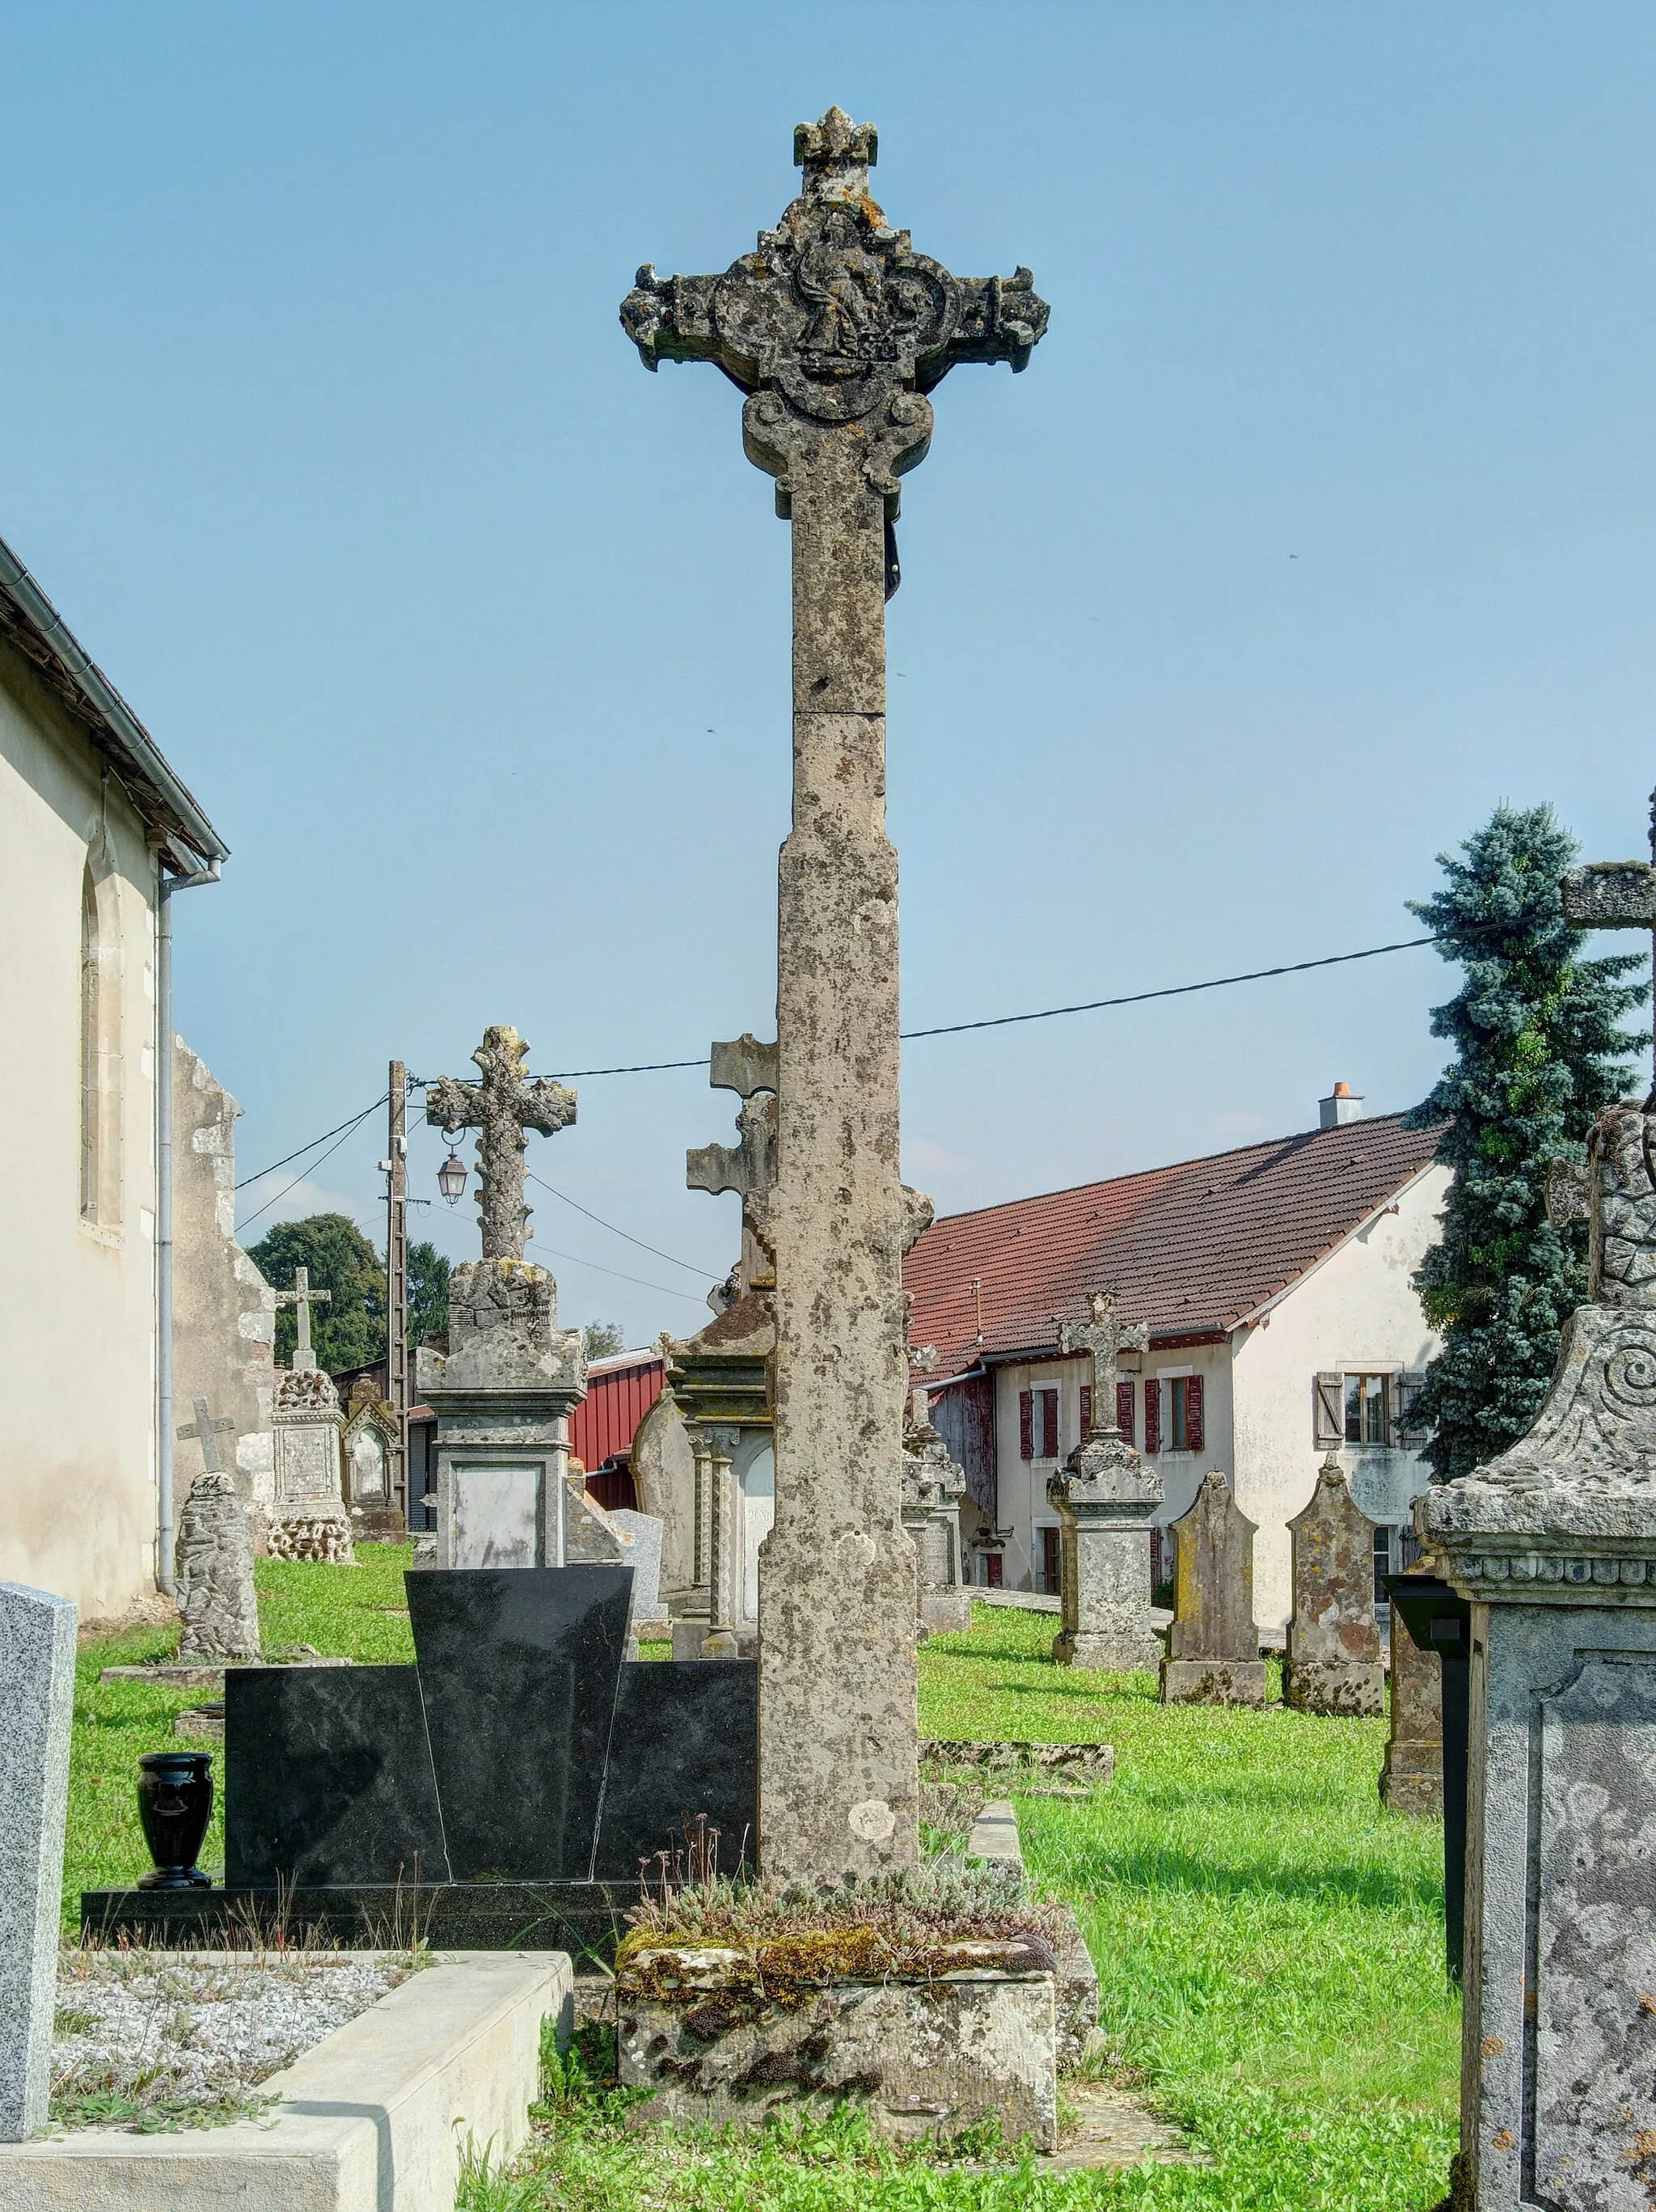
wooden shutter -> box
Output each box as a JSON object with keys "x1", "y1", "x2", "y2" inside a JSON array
[
  {"x1": 986, "y1": 1552, "x2": 1003, "y2": 1588},
  {"x1": 1117, "y1": 1380, "x2": 1135, "y2": 1441},
  {"x1": 1019, "y1": 1389, "x2": 1033, "y2": 1460},
  {"x1": 1396, "y1": 1371, "x2": 1430, "y2": 1449},
  {"x1": 1313, "y1": 1372, "x2": 1343, "y2": 1449},
  {"x1": 1041, "y1": 1389, "x2": 1060, "y2": 1459},
  {"x1": 1186, "y1": 1374, "x2": 1205, "y2": 1454},
  {"x1": 1079, "y1": 1384, "x2": 1092, "y2": 1435},
  {"x1": 1144, "y1": 1378, "x2": 1162, "y2": 1454}
]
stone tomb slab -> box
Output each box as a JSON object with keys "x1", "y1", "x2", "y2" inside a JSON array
[
  {"x1": 225, "y1": 1666, "x2": 450, "y2": 1888},
  {"x1": 593, "y1": 1660, "x2": 757, "y2": 1879},
  {"x1": 406, "y1": 1565, "x2": 632, "y2": 1881}
]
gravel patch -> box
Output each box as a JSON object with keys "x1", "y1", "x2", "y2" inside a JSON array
[{"x1": 50, "y1": 1950, "x2": 412, "y2": 2132}]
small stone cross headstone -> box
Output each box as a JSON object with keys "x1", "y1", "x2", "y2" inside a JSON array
[
  {"x1": 1046, "y1": 1289, "x2": 1164, "y2": 1671},
  {"x1": 272, "y1": 1267, "x2": 331, "y2": 1372},
  {"x1": 0, "y1": 1581, "x2": 77, "y2": 2141},
  {"x1": 175, "y1": 1397, "x2": 260, "y2": 1661},
  {"x1": 1159, "y1": 1471, "x2": 1266, "y2": 1707},
  {"x1": 1283, "y1": 1454, "x2": 1384, "y2": 1716},
  {"x1": 427, "y1": 1026, "x2": 577, "y2": 1262}
]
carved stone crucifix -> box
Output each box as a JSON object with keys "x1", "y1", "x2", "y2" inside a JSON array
[
  {"x1": 177, "y1": 1396, "x2": 236, "y2": 1474},
  {"x1": 273, "y1": 1267, "x2": 332, "y2": 1373},
  {"x1": 1561, "y1": 787, "x2": 1656, "y2": 1101},
  {"x1": 624, "y1": 108, "x2": 1048, "y2": 1880},
  {"x1": 686, "y1": 1034, "x2": 779, "y2": 1296},
  {"x1": 1056, "y1": 1290, "x2": 1149, "y2": 1441},
  {"x1": 426, "y1": 1026, "x2": 577, "y2": 1262}
]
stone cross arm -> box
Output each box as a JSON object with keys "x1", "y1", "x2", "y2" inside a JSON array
[
  {"x1": 1055, "y1": 1289, "x2": 1149, "y2": 1436},
  {"x1": 426, "y1": 1073, "x2": 577, "y2": 1140},
  {"x1": 177, "y1": 1397, "x2": 236, "y2": 1475},
  {"x1": 687, "y1": 1093, "x2": 777, "y2": 1202}
]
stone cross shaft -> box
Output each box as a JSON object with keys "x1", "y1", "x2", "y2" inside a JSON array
[
  {"x1": 427, "y1": 1026, "x2": 577, "y2": 1262},
  {"x1": 177, "y1": 1397, "x2": 236, "y2": 1474},
  {"x1": 273, "y1": 1267, "x2": 331, "y2": 1372},
  {"x1": 1560, "y1": 785, "x2": 1656, "y2": 1097},
  {"x1": 687, "y1": 1034, "x2": 779, "y2": 1296},
  {"x1": 1056, "y1": 1291, "x2": 1148, "y2": 1439},
  {"x1": 624, "y1": 109, "x2": 1048, "y2": 1880}
]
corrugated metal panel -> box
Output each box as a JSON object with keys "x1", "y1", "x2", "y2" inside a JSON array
[{"x1": 570, "y1": 1358, "x2": 665, "y2": 1474}]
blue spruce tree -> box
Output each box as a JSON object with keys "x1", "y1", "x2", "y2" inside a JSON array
[{"x1": 1406, "y1": 802, "x2": 1646, "y2": 1480}]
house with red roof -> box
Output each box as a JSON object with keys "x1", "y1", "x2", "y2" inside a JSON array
[{"x1": 902, "y1": 1085, "x2": 1449, "y2": 1632}]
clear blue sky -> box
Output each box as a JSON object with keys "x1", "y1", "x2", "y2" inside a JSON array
[{"x1": 5, "y1": 4, "x2": 1653, "y2": 1347}]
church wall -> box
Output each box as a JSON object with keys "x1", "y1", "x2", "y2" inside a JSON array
[
  {"x1": 0, "y1": 637, "x2": 163, "y2": 1618},
  {"x1": 1230, "y1": 1164, "x2": 1447, "y2": 1632}
]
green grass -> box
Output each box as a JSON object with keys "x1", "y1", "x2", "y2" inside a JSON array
[{"x1": 70, "y1": 1576, "x2": 1459, "y2": 2206}]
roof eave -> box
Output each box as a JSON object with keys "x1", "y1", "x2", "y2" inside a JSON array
[
  {"x1": 0, "y1": 534, "x2": 229, "y2": 868},
  {"x1": 1225, "y1": 1160, "x2": 1443, "y2": 1334}
]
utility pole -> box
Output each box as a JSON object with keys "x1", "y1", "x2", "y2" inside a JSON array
[{"x1": 382, "y1": 1062, "x2": 410, "y2": 1523}]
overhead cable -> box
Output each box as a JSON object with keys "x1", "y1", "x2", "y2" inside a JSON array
[{"x1": 527, "y1": 1174, "x2": 723, "y2": 1281}]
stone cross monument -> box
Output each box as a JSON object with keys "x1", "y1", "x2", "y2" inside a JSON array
[
  {"x1": 273, "y1": 1267, "x2": 330, "y2": 1370},
  {"x1": 427, "y1": 1025, "x2": 577, "y2": 1262},
  {"x1": 624, "y1": 108, "x2": 1048, "y2": 1877},
  {"x1": 1046, "y1": 1288, "x2": 1163, "y2": 1669},
  {"x1": 1420, "y1": 803, "x2": 1656, "y2": 2210},
  {"x1": 1057, "y1": 1291, "x2": 1148, "y2": 1441},
  {"x1": 687, "y1": 1034, "x2": 779, "y2": 1300},
  {"x1": 177, "y1": 1397, "x2": 236, "y2": 1475}
]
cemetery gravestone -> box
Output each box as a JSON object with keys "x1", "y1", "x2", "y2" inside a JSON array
[
  {"x1": 610, "y1": 1508, "x2": 670, "y2": 1643},
  {"x1": 1159, "y1": 1470, "x2": 1266, "y2": 1707},
  {"x1": 342, "y1": 1381, "x2": 403, "y2": 1539},
  {"x1": 624, "y1": 107, "x2": 1047, "y2": 1878},
  {"x1": 1046, "y1": 1292, "x2": 1164, "y2": 1669},
  {"x1": 1379, "y1": 1557, "x2": 1443, "y2": 1816},
  {"x1": 175, "y1": 1397, "x2": 260, "y2": 1661},
  {"x1": 267, "y1": 1274, "x2": 353, "y2": 1563},
  {"x1": 0, "y1": 1583, "x2": 77, "y2": 2141},
  {"x1": 903, "y1": 1376, "x2": 970, "y2": 1636},
  {"x1": 419, "y1": 1027, "x2": 586, "y2": 1570},
  {"x1": 1284, "y1": 1456, "x2": 1384, "y2": 1717},
  {"x1": 1418, "y1": 815, "x2": 1656, "y2": 2206}
]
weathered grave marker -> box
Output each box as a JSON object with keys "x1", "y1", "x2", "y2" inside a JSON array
[
  {"x1": 0, "y1": 1583, "x2": 77, "y2": 2141},
  {"x1": 1379, "y1": 1556, "x2": 1443, "y2": 1816},
  {"x1": 175, "y1": 1396, "x2": 260, "y2": 1660},
  {"x1": 623, "y1": 108, "x2": 1048, "y2": 1875},
  {"x1": 1159, "y1": 1470, "x2": 1265, "y2": 1707},
  {"x1": 1284, "y1": 1455, "x2": 1384, "y2": 1716},
  {"x1": 1046, "y1": 1292, "x2": 1163, "y2": 1669}
]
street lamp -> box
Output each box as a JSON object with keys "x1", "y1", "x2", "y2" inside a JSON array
[{"x1": 437, "y1": 1148, "x2": 467, "y2": 1206}]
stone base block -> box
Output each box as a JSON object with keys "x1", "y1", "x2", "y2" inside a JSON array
[
  {"x1": 1159, "y1": 1657, "x2": 1268, "y2": 1708},
  {"x1": 1283, "y1": 1659, "x2": 1384, "y2": 1717},
  {"x1": 346, "y1": 1506, "x2": 406, "y2": 1541},
  {"x1": 619, "y1": 1973, "x2": 1058, "y2": 2149},
  {"x1": 1379, "y1": 1745, "x2": 1444, "y2": 1817},
  {"x1": 921, "y1": 1590, "x2": 973, "y2": 1635},
  {"x1": 1053, "y1": 1624, "x2": 1161, "y2": 1672},
  {"x1": 266, "y1": 1515, "x2": 356, "y2": 1565},
  {"x1": 0, "y1": 1949, "x2": 568, "y2": 2211}
]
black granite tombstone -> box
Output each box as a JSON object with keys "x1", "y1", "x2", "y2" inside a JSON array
[{"x1": 593, "y1": 1660, "x2": 758, "y2": 1878}]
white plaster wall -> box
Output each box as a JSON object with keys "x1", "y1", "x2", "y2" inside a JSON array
[
  {"x1": 0, "y1": 641, "x2": 162, "y2": 1618},
  {"x1": 1231, "y1": 1165, "x2": 1449, "y2": 1631}
]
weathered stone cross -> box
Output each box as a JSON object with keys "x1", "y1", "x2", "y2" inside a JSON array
[
  {"x1": 273, "y1": 1267, "x2": 332, "y2": 1373},
  {"x1": 686, "y1": 1034, "x2": 779, "y2": 1296},
  {"x1": 625, "y1": 108, "x2": 1048, "y2": 1880},
  {"x1": 426, "y1": 1026, "x2": 577, "y2": 1262},
  {"x1": 1561, "y1": 788, "x2": 1656, "y2": 1099},
  {"x1": 177, "y1": 1396, "x2": 236, "y2": 1474},
  {"x1": 1055, "y1": 1290, "x2": 1149, "y2": 1440}
]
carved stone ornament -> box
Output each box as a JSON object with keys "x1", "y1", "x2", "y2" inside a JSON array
[
  {"x1": 620, "y1": 106, "x2": 1050, "y2": 510},
  {"x1": 427, "y1": 1026, "x2": 577, "y2": 1263},
  {"x1": 1423, "y1": 1101, "x2": 1656, "y2": 1557}
]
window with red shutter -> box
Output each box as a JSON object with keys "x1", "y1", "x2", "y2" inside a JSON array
[
  {"x1": 1079, "y1": 1384, "x2": 1092, "y2": 1435},
  {"x1": 1117, "y1": 1380, "x2": 1135, "y2": 1442},
  {"x1": 986, "y1": 1553, "x2": 1003, "y2": 1588},
  {"x1": 1039, "y1": 1388, "x2": 1060, "y2": 1460},
  {"x1": 1186, "y1": 1374, "x2": 1205, "y2": 1454},
  {"x1": 1019, "y1": 1390, "x2": 1033, "y2": 1461},
  {"x1": 1144, "y1": 1379, "x2": 1162, "y2": 1454}
]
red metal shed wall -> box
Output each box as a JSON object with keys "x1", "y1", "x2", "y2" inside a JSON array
[{"x1": 570, "y1": 1359, "x2": 664, "y2": 1474}]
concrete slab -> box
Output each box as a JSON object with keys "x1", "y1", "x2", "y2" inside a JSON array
[{"x1": 0, "y1": 1948, "x2": 570, "y2": 2212}]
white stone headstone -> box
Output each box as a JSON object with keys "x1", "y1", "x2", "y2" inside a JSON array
[
  {"x1": 0, "y1": 1583, "x2": 77, "y2": 2140},
  {"x1": 452, "y1": 1464, "x2": 542, "y2": 1569},
  {"x1": 610, "y1": 1509, "x2": 669, "y2": 1625}
]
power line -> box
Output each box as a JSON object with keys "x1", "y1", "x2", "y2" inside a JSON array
[
  {"x1": 234, "y1": 1101, "x2": 383, "y2": 1237},
  {"x1": 526, "y1": 1174, "x2": 722, "y2": 1281},
  {"x1": 235, "y1": 1098, "x2": 389, "y2": 1190},
  {"x1": 526, "y1": 1237, "x2": 710, "y2": 1305}
]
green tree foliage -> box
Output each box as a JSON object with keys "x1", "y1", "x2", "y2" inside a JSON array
[
  {"x1": 1406, "y1": 803, "x2": 1645, "y2": 1479},
  {"x1": 582, "y1": 1320, "x2": 627, "y2": 1360},
  {"x1": 407, "y1": 1241, "x2": 450, "y2": 1347},
  {"x1": 249, "y1": 1215, "x2": 387, "y2": 1373}
]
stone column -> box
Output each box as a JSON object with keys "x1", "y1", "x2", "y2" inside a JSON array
[
  {"x1": 0, "y1": 1583, "x2": 77, "y2": 2142},
  {"x1": 1421, "y1": 1096, "x2": 1656, "y2": 2208},
  {"x1": 702, "y1": 1426, "x2": 740, "y2": 1659}
]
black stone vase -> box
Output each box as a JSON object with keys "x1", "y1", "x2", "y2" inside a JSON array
[{"x1": 137, "y1": 1752, "x2": 214, "y2": 1889}]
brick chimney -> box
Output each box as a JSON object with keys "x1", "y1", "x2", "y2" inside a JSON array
[{"x1": 1319, "y1": 1080, "x2": 1364, "y2": 1130}]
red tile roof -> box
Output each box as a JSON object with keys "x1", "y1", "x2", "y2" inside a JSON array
[{"x1": 904, "y1": 1114, "x2": 1441, "y2": 1372}]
